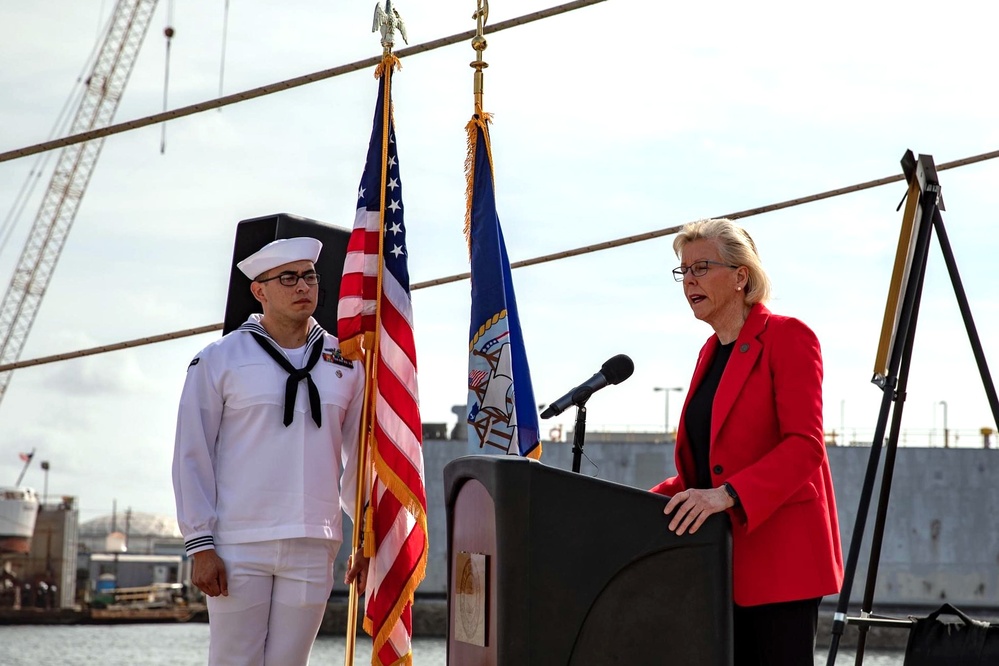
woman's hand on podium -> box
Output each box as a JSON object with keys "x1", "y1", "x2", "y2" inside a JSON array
[{"x1": 663, "y1": 486, "x2": 734, "y2": 536}]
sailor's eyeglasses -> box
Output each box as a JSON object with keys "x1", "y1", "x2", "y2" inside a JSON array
[
  {"x1": 672, "y1": 260, "x2": 738, "y2": 282},
  {"x1": 256, "y1": 271, "x2": 321, "y2": 287}
]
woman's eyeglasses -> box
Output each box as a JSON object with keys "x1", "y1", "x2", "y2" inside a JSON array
[{"x1": 672, "y1": 260, "x2": 738, "y2": 282}]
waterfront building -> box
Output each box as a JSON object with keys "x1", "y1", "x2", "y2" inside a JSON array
[{"x1": 1, "y1": 497, "x2": 78, "y2": 610}]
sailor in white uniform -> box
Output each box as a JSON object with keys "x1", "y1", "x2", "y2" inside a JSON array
[{"x1": 172, "y1": 237, "x2": 367, "y2": 666}]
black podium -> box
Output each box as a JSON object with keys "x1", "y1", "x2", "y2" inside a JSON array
[{"x1": 444, "y1": 456, "x2": 733, "y2": 666}]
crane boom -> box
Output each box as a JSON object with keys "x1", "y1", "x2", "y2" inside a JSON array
[{"x1": 0, "y1": 0, "x2": 158, "y2": 406}]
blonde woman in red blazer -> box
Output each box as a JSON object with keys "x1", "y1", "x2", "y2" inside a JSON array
[{"x1": 651, "y1": 218, "x2": 843, "y2": 665}]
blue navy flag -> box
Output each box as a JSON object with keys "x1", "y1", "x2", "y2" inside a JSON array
[{"x1": 465, "y1": 116, "x2": 541, "y2": 459}]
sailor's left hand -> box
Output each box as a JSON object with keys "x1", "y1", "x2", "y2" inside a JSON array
[
  {"x1": 664, "y1": 487, "x2": 733, "y2": 535},
  {"x1": 345, "y1": 547, "x2": 370, "y2": 594}
]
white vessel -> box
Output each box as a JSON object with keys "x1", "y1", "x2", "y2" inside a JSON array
[{"x1": 0, "y1": 485, "x2": 39, "y2": 554}]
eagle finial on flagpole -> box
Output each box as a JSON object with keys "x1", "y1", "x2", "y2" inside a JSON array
[
  {"x1": 470, "y1": 0, "x2": 489, "y2": 114},
  {"x1": 373, "y1": 0, "x2": 408, "y2": 55}
]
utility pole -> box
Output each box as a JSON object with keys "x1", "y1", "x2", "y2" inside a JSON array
[
  {"x1": 939, "y1": 400, "x2": 949, "y2": 448},
  {"x1": 41, "y1": 460, "x2": 50, "y2": 507},
  {"x1": 653, "y1": 387, "x2": 683, "y2": 442}
]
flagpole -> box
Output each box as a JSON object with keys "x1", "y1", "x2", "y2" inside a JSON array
[
  {"x1": 471, "y1": 0, "x2": 489, "y2": 115},
  {"x1": 14, "y1": 448, "x2": 35, "y2": 487},
  {"x1": 362, "y1": 29, "x2": 393, "y2": 666},
  {"x1": 344, "y1": 351, "x2": 374, "y2": 666},
  {"x1": 465, "y1": 0, "x2": 492, "y2": 224},
  {"x1": 344, "y1": 6, "x2": 406, "y2": 665}
]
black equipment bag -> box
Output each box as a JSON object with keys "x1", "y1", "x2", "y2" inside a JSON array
[{"x1": 904, "y1": 603, "x2": 999, "y2": 665}]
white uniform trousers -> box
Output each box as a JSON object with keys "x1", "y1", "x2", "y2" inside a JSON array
[{"x1": 206, "y1": 538, "x2": 339, "y2": 666}]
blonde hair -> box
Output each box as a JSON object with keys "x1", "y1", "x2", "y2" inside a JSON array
[{"x1": 672, "y1": 218, "x2": 772, "y2": 305}]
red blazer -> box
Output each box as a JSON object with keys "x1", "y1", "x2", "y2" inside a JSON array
[{"x1": 651, "y1": 303, "x2": 843, "y2": 606}]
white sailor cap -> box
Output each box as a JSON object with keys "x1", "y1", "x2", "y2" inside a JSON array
[{"x1": 237, "y1": 237, "x2": 323, "y2": 280}]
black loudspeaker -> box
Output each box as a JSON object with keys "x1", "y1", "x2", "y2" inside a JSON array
[{"x1": 223, "y1": 213, "x2": 352, "y2": 335}]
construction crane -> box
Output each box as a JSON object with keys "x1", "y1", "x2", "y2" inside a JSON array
[{"x1": 0, "y1": 0, "x2": 159, "y2": 407}]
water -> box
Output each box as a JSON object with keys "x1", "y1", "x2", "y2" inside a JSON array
[
  {"x1": 0, "y1": 624, "x2": 903, "y2": 665},
  {"x1": 0, "y1": 625, "x2": 444, "y2": 666}
]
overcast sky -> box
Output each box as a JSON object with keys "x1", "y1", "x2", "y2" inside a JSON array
[{"x1": 2, "y1": 0, "x2": 998, "y2": 522}]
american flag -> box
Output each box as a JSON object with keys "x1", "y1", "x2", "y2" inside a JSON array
[
  {"x1": 465, "y1": 114, "x2": 542, "y2": 459},
  {"x1": 18, "y1": 451, "x2": 33, "y2": 463},
  {"x1": 336, "y1": 58, "x2": 428, "y2": 666}
]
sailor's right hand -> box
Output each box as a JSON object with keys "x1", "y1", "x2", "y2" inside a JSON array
[{"x1": 191, "y1": 549, "x2": 228, "y2": 597}]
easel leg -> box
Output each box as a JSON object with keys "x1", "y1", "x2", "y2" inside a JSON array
[
  {"x1": 854, "y1": 217, "x2": 931, "y2": 663},
  {"x1": 932, "y1": 211, "x2": 999, "y2": 426}
]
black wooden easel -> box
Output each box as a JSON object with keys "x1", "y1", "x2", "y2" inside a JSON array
[{"x1": 825, "y1": 151, "x2": 999, "y2": 665}]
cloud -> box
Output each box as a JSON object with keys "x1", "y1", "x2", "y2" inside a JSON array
[{"x1": 39, "y1": 350, "x2": 155, "y2": 397}]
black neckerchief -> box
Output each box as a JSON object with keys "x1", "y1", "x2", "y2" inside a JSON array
[{"x1": 250, "y1": 333, "x2": 323, "y2": 427}]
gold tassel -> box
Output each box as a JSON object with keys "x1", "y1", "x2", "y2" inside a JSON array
[
  {"x1": 340, "y1": 331, "x2": 375, "y2": 362},
  {"x1": 374, "y1": 53, "x2": 402, "y2": 80},
  {"x1": 363, "y1": 504, "x2": 375, "y2": 559}
]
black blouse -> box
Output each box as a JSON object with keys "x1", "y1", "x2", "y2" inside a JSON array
[{"x1": 683, "y1": 341, "x2": 735, "y2": 489}]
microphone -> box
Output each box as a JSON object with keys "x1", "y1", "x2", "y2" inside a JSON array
[{"x1": 540, "y1": 354, "x2": 634, "y2": 419}]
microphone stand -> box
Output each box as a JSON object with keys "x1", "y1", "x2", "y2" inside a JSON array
[
  {"x1": 571, "y1": 405, "x2": 586, "y2": 473},
  {"x1": 570, "y1": 386, "x2": 594, "y2": 473}
]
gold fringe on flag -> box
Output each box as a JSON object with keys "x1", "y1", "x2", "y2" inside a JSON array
[
  {"x1": 463, "y1": 111, "x2": 493, "y2": 254},
  {"x1": 362, "y1": 444, "x2": 430, "y2": 647}
]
